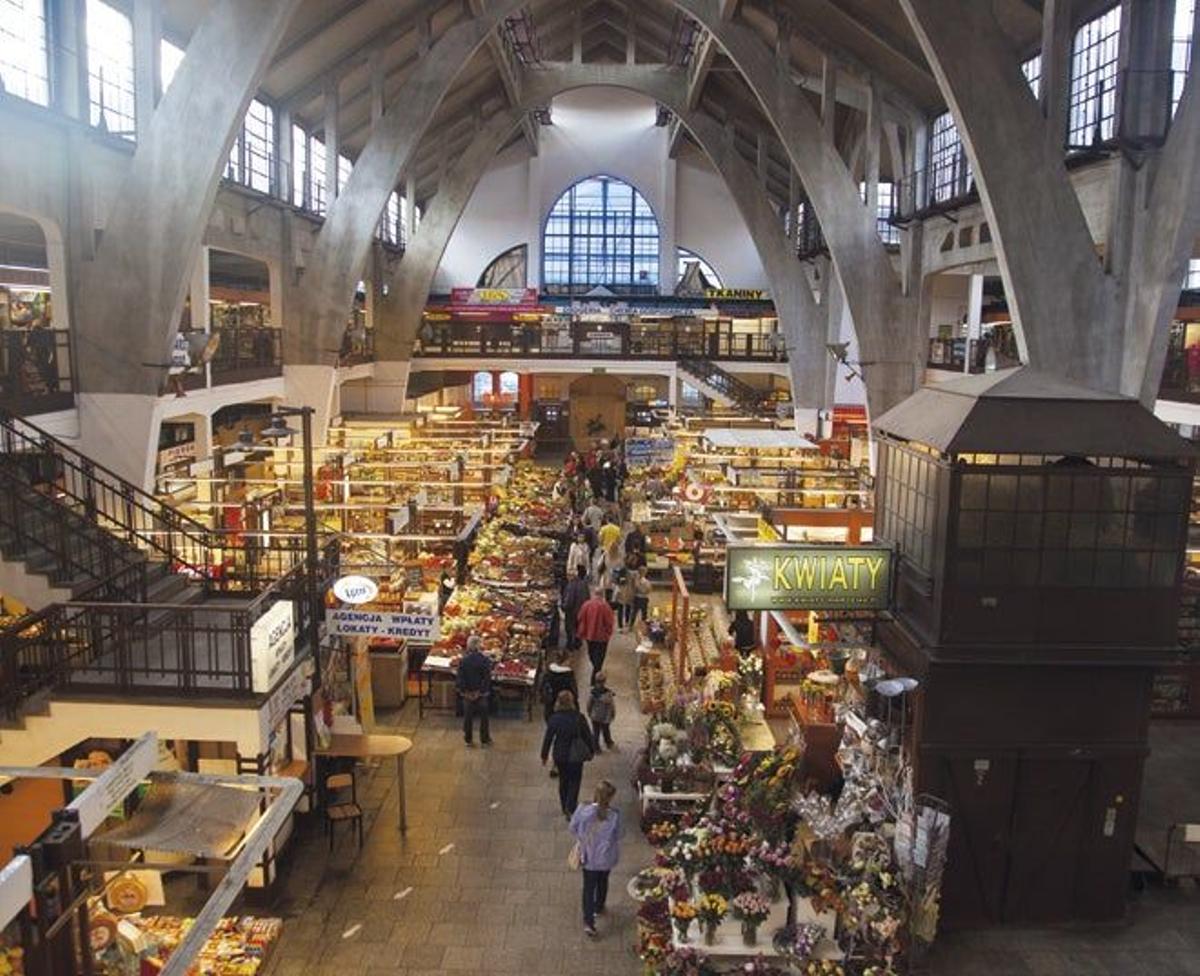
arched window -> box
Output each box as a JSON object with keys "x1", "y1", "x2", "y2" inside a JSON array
[
  {"x1": 477, "y1": 245, "x2": 528, "y2": 288},
  {"x1": 676, "y1": 247, "x2": 723, "y2": 292},
  {"x1": 543, "y1": 175, "x2": 659, "y2": 296},
  {"x1": 498, "y1": 371, "x2": 519, "y2": 399}
]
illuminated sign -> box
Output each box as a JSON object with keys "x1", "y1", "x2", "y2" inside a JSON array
[
  {"x1": 450, "y1": 287, "x2": 538, "y2": 306},
  {"x1": 724, "y1": 544, "x2": 893, "y2": 611},
  {"x1": 705, "y1": 288, "x2": 768, "y2": 301}
]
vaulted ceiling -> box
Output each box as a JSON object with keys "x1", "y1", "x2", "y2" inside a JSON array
[{"x1": 158, "y1": 0, "x2": 1114, "y2": 211}]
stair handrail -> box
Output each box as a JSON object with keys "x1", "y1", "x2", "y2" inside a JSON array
[
  {"x1": 0, "y1": 461, "x2": 147, "y2": 594},
  {"x1": 0, "y1": 409, "x2": 219, "y2": 580},
  {"x1": 678, "y1": 357, "x2": 771, "y2": 410}
]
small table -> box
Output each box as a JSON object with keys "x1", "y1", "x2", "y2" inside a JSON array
[{"x1": 316, "y1": 733, "x2": 413, "y2": 832}]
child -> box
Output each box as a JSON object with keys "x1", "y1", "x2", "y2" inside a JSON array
[{"x1": 588, "y1": 672, "x2": 616, "y2": 752}]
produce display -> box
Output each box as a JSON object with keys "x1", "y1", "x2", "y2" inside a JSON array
[
  {"x1": 0, "y1": 941, "x2": 24, "y2": 976},
  {"x1": 87, "y1": 914, "x2": 280, "y2": 976}
]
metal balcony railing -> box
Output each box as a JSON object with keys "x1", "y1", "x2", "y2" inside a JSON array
[
  {"x1": 0, "y1": 327, "x2": 75, "y2": 416},
  {"x1": 210, "y1": 326, "x2": 283, "y2": 385}
]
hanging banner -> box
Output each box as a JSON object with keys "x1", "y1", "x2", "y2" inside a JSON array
[
  {"x1": 450, "y1": 287, "x2": 539, "y2": 306},
  {"x1": 328, "y1": 609, "x2": 440, "y2": 642},
  {"x1": 724, "y1": 544, "x2": 893, "y2": 611}
]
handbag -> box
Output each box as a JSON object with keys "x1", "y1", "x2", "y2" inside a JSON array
[
  {"x1": 567, "y1": 815, "x2": 601, "y2": 871},
  {"x1": 566, "y1": 715, "x2": 594, "y2": 764}
]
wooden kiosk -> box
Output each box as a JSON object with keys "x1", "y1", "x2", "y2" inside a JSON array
[{"x1": 871, "y1": 369, "x2": 1196, "y2": 926}]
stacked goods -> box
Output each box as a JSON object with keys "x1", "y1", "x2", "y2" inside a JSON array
[
  {"x1": 434, "y1": 582, "x2": 552, "y2": 679},
  {"x1": 470, "y1": 529, "x2": 558, "y2": 586}
]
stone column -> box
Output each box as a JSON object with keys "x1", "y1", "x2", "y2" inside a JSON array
[
  {"x1": 132, "y1": 0, "x2": 163, "y2": 134},
  {"x1": 658, "y1": 154, "x2": 678, "y2": 295}
]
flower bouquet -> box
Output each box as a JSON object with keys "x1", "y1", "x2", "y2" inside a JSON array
[
  {"x1": 772, "y1": 922, "x2": 825, "y2": 966},
  {"x1": 656, "y1": 946, "x2": 719, "y2": 976},
  {"x1": 731, "y1": 891, "x2": 771, "y2": 946},
  {"x1": 799, "y1": 962, "x2": 845, "y2": 976},
  {"x1": 696, "y1": 893, "x2": 728, "y2": 946},
  {"x1": 670, "y1": 900, "x2": 698, "y2": 942}
]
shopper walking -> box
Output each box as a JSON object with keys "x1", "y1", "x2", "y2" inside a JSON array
[
  {"x1": 561, "y1": 565, "x2": 590, "y2": 651},
  {"x1": 613, "y1": 567, "x2": 633, "y2": 630},
  {"x1": 587, "y1": 673, "x2": 616, "y2": 752},
  {"x1": 629, "y1": 571, "x2": 652, "y2": 628},
  {"x1": 567, "y1": 532, "x2": 590, "y2": 580},
  {"x1": 569, "y1": 780, "x2": 621, "y2": 938},
  {"x1": 542, "y1": 690, "x2": 595, "y2": 817},
  {"x1": 541, "y1": 648, "x2": 578, "y2": 724},
  {"x1": 577, "y1": 586, "x2": 616, "y2": 685},
  {"x1": 456, "y1": 635, "x2": 493, "y2": 747}
]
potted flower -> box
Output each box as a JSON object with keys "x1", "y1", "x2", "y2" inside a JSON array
[
  {"x1": 671, "y1": 900, "x2": 698, "y2": 942},
  {"x1": 731, "y1": 891, "x2": 771, "y2": 946},
  {"x1": 696, "y1": 893, "x2": 728, "y2": 945}
]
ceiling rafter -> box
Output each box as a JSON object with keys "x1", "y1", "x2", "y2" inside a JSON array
[{"x1": 270, "y1": 0, "x2": 373, "y2": 69}]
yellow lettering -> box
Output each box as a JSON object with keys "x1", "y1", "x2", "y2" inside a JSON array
[
  {"x1": 865, "y1": 556, "x2": 885, "y2": 589},
  {"x1": 828, "y1": 558, "x2": 848, "y2": 590},
  {"x1": 846, "y1": 556, "x2": 865, "y2": 588},
  {"x1": 794, "y1": 557, "x2": 817, "y2": 590},
  {"x1": 774, "y1": 557, "x2": 793, "y2": 590}
]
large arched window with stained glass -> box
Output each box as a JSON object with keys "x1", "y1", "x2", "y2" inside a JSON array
[{"x1": 542, "y1": 175, "x2": 660, "y2": 296}]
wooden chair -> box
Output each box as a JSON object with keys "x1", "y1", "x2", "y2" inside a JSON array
[{"x1": 323, "y1": 771, "x2": 363, "y2": 849}]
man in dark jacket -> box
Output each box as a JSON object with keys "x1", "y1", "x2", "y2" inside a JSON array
[
  {"x1": 456, "y1": 635, "x2": 493, "y2": 746},
  {"x1": 561, "y1": 565, "x2": 590, "y2": 650}
]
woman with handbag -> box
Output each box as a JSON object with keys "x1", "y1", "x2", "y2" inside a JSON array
[
  {"x1": 568, "y1": 780, "x2": 620, "y2": 938},
  {"x1": 541, "y1": 690, "x2": 595, "y2": 817}
]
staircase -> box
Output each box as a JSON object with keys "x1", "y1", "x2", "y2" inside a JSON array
[
  {"x1": 0, "y1": 411, "x2": 317, "y2": 740},
  {"x1": 678, "y1": 357, "x2": 774, "y2": 414}
]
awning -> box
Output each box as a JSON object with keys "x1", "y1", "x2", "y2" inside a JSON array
[
  {"x1": 96, "y1": 780, "x2": 263, "y2": 859},
  {"x1": 702, "y1": 428, "x2": 818, "y2": 450}
]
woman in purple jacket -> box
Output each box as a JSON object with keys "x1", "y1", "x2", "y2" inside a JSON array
[{"x1": 568, "y1": 779, "x2": 621, "y2": 937}]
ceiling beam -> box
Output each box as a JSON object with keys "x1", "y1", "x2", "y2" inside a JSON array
[
  {"x1": 280, "y1": 0, "x2": 451, "y2": 111},
  {"x1": 270, "y1": 0, "x2": 372, "y2": 69}
]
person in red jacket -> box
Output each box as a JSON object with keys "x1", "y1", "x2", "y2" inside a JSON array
[{"x1": 576, "y1": 586, "x2": 616, "y2": 686}]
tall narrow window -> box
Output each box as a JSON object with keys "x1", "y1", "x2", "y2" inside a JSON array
[
  {"x1": 86, "y1": 0, "x2": 135, "y2": 139},
  {"x1": 291, "y1": 124, "x2": 308, "y2": 208},
  {"x1": 1173, "y1": 0, "x2": 1195, "y2": 115},
  {"x1": 160, "y1": 38, "x2": 184, "y2": 93},
  {"x1": 1068, "y1": 6, "x2": 1121, "y2": 147},
  {"x1": 542, "y1": 175, "x2": 660, "y2": 295},
  {"x1": 308, "y1": 137, "x2": 327, "y2": 216},
  {"x1": 928, "y1": 112, "x2": 972, "y2": 203},
  {"x1": 379, "y1": 190, "x2": 403, "y2": 247},
  {"x1": 0, "y1": 0, "x2": 49, "y2": 105},
  {"x1": 1022, "y1": 53, "x2": 1042, "y2": 100},
  {"x1": 225, "y1": 98, "x2": 275, "y2": 195},
  {"x1": 859, "y1": 182, "x2": 900, "y2": 245},
  {"x1": 337, "y1": 154, "x2": 352, "y2": 195}
]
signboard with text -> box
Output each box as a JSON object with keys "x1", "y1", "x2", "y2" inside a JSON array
[
  {"x1": 724, "y1": 544, "x2": 893, "y2": 611},
  {"x1": 450, "y1": 287, "x2": 538, "y2": 306},
  {"x1": 329, "y1": 609, "x2": 440, "y2": 643},
  {"x1": 705, "y1": 288, "x2": 768, "y2": 301},
  {"x1": 625, "y1": 437, "x2": 675, "y2": 469},
  {"x1": 250, "y1": 600, "x2": 296, "y2": 693}
]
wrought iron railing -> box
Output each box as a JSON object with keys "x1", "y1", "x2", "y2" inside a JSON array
[
  {"x1": 210, "y1": 326, "x2": 283, "y2": 385},
  {"x1": 0, "y1": 410, "x2": 313, "y2": 589},
  {"x1": 0, "y1": 459, "x2": 146, "y2": 595},
  {"x1": 0, "y1": 540, "x2": 333, "y2": 717},
  {"x1": 416, "y1": 320, "x2": 781, "y2": 362},
  {"x1": 0, "y1": 327, "x2": 75, "y2": 417},
  {"x1": 678, "y1": 358, "x2": 773, "y2": 413}
]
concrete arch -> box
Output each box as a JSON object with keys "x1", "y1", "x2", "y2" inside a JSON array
[
  {"x1": 669, "y1": 0, "x2": 921, "y2": 414},
  {"x1": 292, "y1": 0, "x2": 529, "y2": 368},
  {"x1": 375, "y1": 65, "x2": 829, "y2": 416},
  {"x1": 898, "y1": 0, "x2": 1200, "y2": 402}
]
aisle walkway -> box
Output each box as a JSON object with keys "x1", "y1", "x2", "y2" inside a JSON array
[{"x1": 265, "y1": 625, "x2": 653, "y2": 976}]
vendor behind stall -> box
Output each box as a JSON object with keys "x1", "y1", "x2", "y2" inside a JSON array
[{"x1": 729, "y1": 609, "x2": 757, "y2": 656}]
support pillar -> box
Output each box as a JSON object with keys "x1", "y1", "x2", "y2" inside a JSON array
[
  {"x1": 324, "y1": 78, "x2": 340, "y2": 202},
  {"x1": 658, "y1": 155, "x2": 677, "y2": 296},
  {"x1": 48, "y1": 0, "x2": 87, "y2": 120},
  {"x1": 964, "y1": 273, "x2": 984, "y2": 374},
  {"x1": 1039, "y1": 0, "x2": 1074, "y2": 155}
]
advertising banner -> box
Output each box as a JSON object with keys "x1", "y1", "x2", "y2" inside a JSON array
[
  {"x1": 724, "y1": 545, "x2": 893, "y2": 611},
  {"x1": 250, "y1": 600, "x2": 296, "y2": 693},
  {"x1": 624, "y1": 437, "x2": 675, "y2": 469},
  {"x1": 329, "y1": 609, "x2": 440, "y2": 643}
]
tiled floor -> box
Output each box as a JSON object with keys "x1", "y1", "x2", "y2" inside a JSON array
[
  {"x1": 264, "y1": 624, "x2": 655, "y2": 975},
  {"x1": 262, "y1": 626, "x2": 1200, "y2": 976}
]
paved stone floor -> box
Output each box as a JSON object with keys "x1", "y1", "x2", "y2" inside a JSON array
[{"x1": 261, "y1": 625, "x2": 1200, "y2": 976}]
